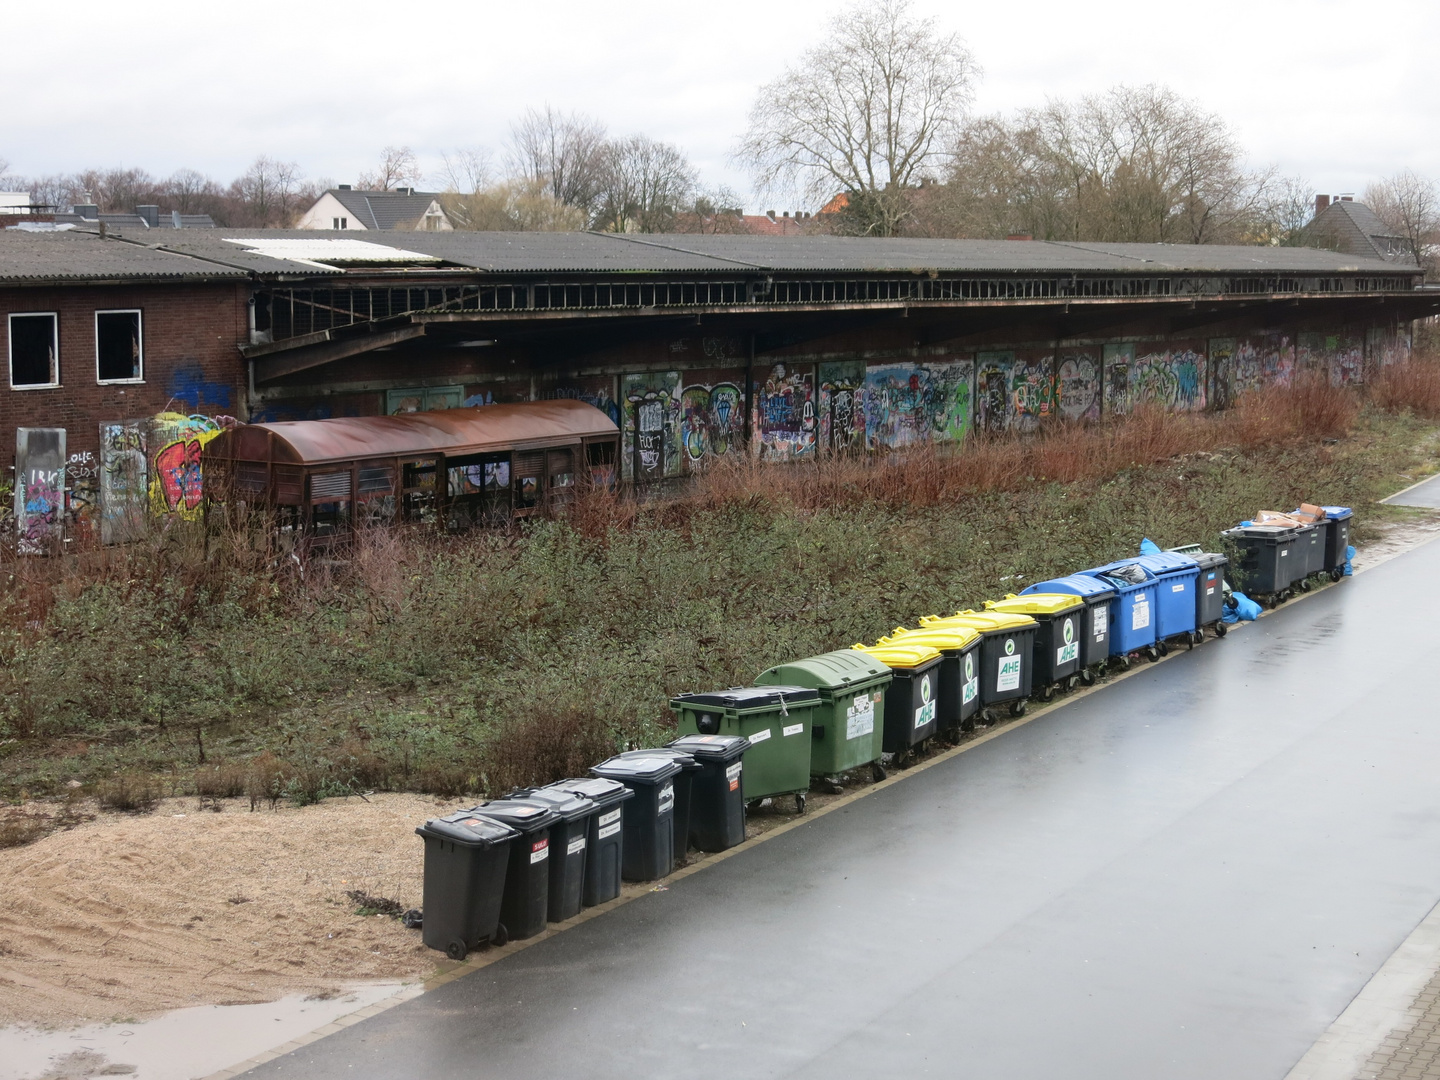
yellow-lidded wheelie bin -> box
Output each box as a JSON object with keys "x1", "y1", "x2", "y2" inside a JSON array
[
  {"x1": 919, "y1": 610, "x2": 1038, "y2": 721},
  {"x1": 879, "y1": 625, "x2": 983, "y2": 739},
  {"x1": 983, "y1": 593, "x2": 1087, "y2": 701},
  {"x1": 755, "y1": 650, "x2": 891, "y2": 786},
  {"x1": 851, "y1": 643, "x2": 944, "y2": 768}
]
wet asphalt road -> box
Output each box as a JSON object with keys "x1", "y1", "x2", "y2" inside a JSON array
[
  {"x1": 241, "y1": 537, "x2": 1440, "y2": 1080},
  {"x1": 1384, "y1": 472, "x2": 1440, "y2": 507}
]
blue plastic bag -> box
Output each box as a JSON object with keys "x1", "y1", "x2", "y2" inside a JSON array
[
  {"x1": 1139, "y1": 538, "x2": 1161, "y2": 555},
  {"x1": 1222, "y1": 591, "x2": 1262, "y2": 623},
  {"x1": 1344, "y1": 544, "x2": 1356, "y2": 577}
]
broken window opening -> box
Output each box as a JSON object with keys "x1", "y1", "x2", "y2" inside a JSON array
[
  {"x1": 9, "y1": 312, "x2": 59, "y2": 388},
  {"x1": 96, "y1": 309, "x2": 143, "y2": 383}
]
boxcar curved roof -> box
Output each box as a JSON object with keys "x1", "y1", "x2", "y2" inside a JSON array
[{"x1": 209, "y1": 400, "x2": 618, "y2": 467}]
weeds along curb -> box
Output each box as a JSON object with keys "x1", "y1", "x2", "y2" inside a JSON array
[{"x1": 201, "y1": 526, "x2": 1440, "y2": 1080}]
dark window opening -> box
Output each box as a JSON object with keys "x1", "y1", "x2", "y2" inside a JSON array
[
  {"x1": 10, "y1": 313, "x2": 58, "y2": 387},
  {"x1": 96, "y1": 310, "x2": 142, "y2": 382}
]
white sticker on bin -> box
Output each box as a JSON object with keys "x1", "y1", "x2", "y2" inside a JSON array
[
  {"x1": 657, "y1": 783, "x2": 674, "y2": 814},
  {"x1": 914, "y1": 700, "x2": 936, "y2": 730},
  {"x1": 598, "y1": 809, "x2": 621, "y2": 827},
  {"x1": 566, "y1": 836, "x2": 586, "y2": 855},
  {"x1": 1094, "y1": 607, "x2": 1108, "y2": 638},
  {"x1": 1057, "y1": 642, "x2": 1079, "y2": 666},
  {"x1": 530, "y1": 838, "x2": 549, "y2": 864},
  {"x1": 846, "y1": 694, "x2": 875, "y2": 740},
  {"x1": 1132, "y1": 598, "x2": 1150, "y2": 630},
  {"x1": 1171, "y1": 583, "x2": 1186, "y2": 593},
  {"x1": 749, "y1": 728, "x2": 772, "y2": 745},
  {"x1": 997, "y1": 655, "x2": 1022, "y2": 692},
  {"x1": 962, "y1": 677, "x2": 978, "y2": 705},
  {"x1": 782, "y1": 723, "x2": 804, "y2": 737},
  {"x1": 726, "y1": 761, "x2": 742, "y2": 792},
  {"x1": 598, "y1": 821, "x2": 621, "y2": 840}
]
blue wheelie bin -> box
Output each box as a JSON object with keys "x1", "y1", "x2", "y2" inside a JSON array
[
  {"x1": 1132, "y1": 551, "x2": 1201, "y2": 650},
  {"x1": 1021, "y1": 574, "x2": 1116, "y2": 683},
  {"x1": 1079, "y1": 562, "x2": 1159, "y2": 663}
]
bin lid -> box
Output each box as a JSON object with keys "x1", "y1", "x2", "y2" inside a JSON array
[
  {"x1": 617, "y1": 747, "x2": 700, "y2": 771},
  {"x1": 503, "y1": 787, "x2": 593, "y2": 821},
  {"x1": 1165, "y1": 543, "x2": 1204, "y2": 556},
  {"x1": 416, "y1": 812, "x2": 518, "y2": 848},
  {"x1": 467, "y1": 799, "x2": 560, "y2": 833},
  {"x1": 755, "y1": 650, "x2": 891, "y2": 691},
  {"x1": 881, "y1": 625, "x2": 980, "y2": 651},
  {"x1": 1182, "y1": 550, "x2": 1228, "y2": 570},
  {"x1": 920, "y1": 610, "x2": 1037, "y2": 633},
  {"x1": 671, "y1": 686, "x2": 820, "y2": 711},
  {"x1": 984, "y1": 593, "x2": 1084, "y2": 617},
  {"x1": 1223, "y1": 524, "x2": 1296, "y2": 538},
  {"x1": 590, "y1": 755, "x2": 684, "y2": 784},
  {"x1": 666, "y1": 734, "x2": 750, "y2": 761},
  {"x1": 1020, "y1": 574, "x2": 1117, "y2": 601},
  {"x1": 547, "y1": 777, "x2": 635, "y2": 806},
  {"x1": 1321, "y1": 505, "x2": 1353, "y2": 520},
  {"x1": 1084, "y1": 560, "x2": 1155, "y2": 584},
  {"x1": 851, "y1": 642, "x2": 942, "y2": 669},
  {"x1": 1133, "y1": 552, "x2": 1199, "y2": 575}
]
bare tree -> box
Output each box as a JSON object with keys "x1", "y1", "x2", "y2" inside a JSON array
[
  {"x1": 1365, "y1": 170, "x2": 1440, "y2": 274},
  {"x1": 440, "y1": 178, "x2": 586, "y2": 231},
  {"x1": 507, "y1": 106, "x2": 610, "y2": 221},
  {"x1": 229, "y1": 156, "x2": 310, "y2": 227},
  {"x1": 437, "y1": 146, "x2": 494, "y2": 195},
  {"x1": 594, "y1": 135, "x2": 698, "y2": 233},
  {"x1": 1259, "y1": 175, "x2": 1318, "y2": 247},
  {"x1": 163, "y1": 168, "x2": 224, "y2": 214},
  {"x1": 359, "y1": 145, "x2": 422, "y2": 191},
  {"x1": 737, "y1": 0, "x2": 979, "y2": 236}
]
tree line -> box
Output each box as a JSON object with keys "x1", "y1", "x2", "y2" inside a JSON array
[{"x1": 1, "y1": 0, "x2": 1435, "y2": 267}]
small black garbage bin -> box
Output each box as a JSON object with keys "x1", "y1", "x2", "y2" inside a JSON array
[
  {"x1": 547, "y1": 777, "x2": 634, "y2": 907},
  {"x1": 503, "y1": 786, "x2": 596, "y2": 924},
  {"x1": 666, "y1": 734, "x2": 750, "y2": 851},
  {"x1": 616, "y1": 748, "x2": 700, "y2": 865},
  {"x1": 415, "y1": 812, "x2": 518, "y2": 961},
  {"x1": 467, "y1": 799, "x2": 560, "y2": 942},
  {"x1": 589, "y1": 754, "x2": 684, "y2": 882}
]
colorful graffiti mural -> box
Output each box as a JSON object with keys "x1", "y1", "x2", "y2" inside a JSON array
[
  {"x1": 1106, "y1": 345, "x2": 1206, "y2": 413},
  {"x1": 1055, "y1": 353, "x2": 1100, "y2": 422},
  {"x1": 622, "y1": 371, "x2": 681, "y2": 481},
  {"x1": 99, "y1": 420, "x2": 148, "y2": 544},
  {"x1": 752, "y1": 364, "x2": 815, "y2": 460},
  {"x1": 679, "y1": 381, "x2": 745, "y2": 466},
  {"x1": 15, "y1": 428, "x2": 66, "y2": 554},
  {"x1": 818, "y1": 361, "x2": 866, "y2": 453},
  {"x1": 148, "y1": 413, "x2": 234, "y2": 518},
  {"x1": 1232, "y1": 335, "x2": 1294, "y2": 398},
  {"x1": 975, "y1": 352, "x2": 1054, "y2": 431},
  {"x1": 545, "y1": 377, "x2": 622, "y2": 427},
  {"x1": 862, "y1": 359, "x2": 974, "y2": 449},
  {"x1": 1299, "y1": 332, "x2": 1364, "y2": 386},
  {"x1": 65, "y1": 450, "x2": 100, "y2": 536}
]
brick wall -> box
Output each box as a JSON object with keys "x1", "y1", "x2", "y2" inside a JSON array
[{"x1": 1, "y1": 281, "x2": 250, "y2": 470}]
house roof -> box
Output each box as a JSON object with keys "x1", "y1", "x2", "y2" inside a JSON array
[
  {"x1": 207, "y1": 399, "x2": 618, "y2": 467},
  {"x1": 0, "y1": 228, "x2": 259, "y2": 283},
  {"x1": 324, "y1": 189, "x2": 446, "y2": 230},
  {"x1": 1307, "y1": 200, "x2": 1411, "y2": 262}
]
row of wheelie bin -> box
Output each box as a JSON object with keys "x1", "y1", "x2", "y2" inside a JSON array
[
  {"x1": 416, "y1": 733, "x2": 752, "y2": 960},
  {"x1": 1222, "y1": 506, "x2": 1352, "y2": 607}
]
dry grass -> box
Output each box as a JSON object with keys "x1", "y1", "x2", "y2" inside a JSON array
[
  {"x1": 1371, "y1": 355, "x2": 1440, "y2": 419},
  {"x1": 480, "y1": 705, "x2": 625, "y2": 796}
]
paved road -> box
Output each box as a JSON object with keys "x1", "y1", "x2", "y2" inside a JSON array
[
  {"x1": 241, "y1": 538, "x2": 1440, "y2": 1080},
  {"x1": 1384, "y1": 473, "x2": 1440, "y2": 507}
]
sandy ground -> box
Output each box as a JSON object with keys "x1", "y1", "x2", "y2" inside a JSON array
[{"x1": 0, "y1": 794, "x2": 468, "y2": 1027}]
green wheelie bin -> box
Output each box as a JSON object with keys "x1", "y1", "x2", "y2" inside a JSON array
[
  {"x1": 755, "y1": 650, "x2": 891, "y2": 786},
  {"x1": 671, "y1": 686, "x2": 820, "y2": 814}
]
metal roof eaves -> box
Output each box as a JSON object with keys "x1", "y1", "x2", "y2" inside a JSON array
[{"x1": 591, "y1": 231, "x2": 766, "y2": 271}]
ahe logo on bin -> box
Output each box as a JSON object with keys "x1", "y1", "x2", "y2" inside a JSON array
[{"x1": 997, "y1": 653, "x2": 1023, "y2": 692}]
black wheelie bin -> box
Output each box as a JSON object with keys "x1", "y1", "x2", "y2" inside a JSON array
[
  {"x1": 589, "y1": 754, "x2": 685, "y2": 881},
  {"x1": 983, "y1": 593, "x2": 1087, "y2": 699},
  {"x1": 547, "y1": 777, "x2": 634, "y2": 907},
  {"x1": 1020, "y1": 574, "x2": 1116, "y2": 683},
  {"x1": 1167, "y1": 544, "x2": 1230, "y2": 638},
  {"x1": 616, "y1": 747, "x2": 701, "y2": 866},
  {"x1": 919, "y1": 610, "x2": 1038, "y2": 720},
  {"x1": 666, "y1": 734, "x2": 750, "y2": 851},
  {"x1": 415, "y1": 811, "x2": 518, "y2": 960},
  {"x1": 503, "y1": 785, "x2": 596, "y2": 923},
  {"x1": 1222, "y1": 524, "x2": 1299, "y2": 606},
  {"x1": 880, "y1": 625, "x2": 983, "y2": 738},
  {"x1": 467, "y1": 799, "x2": 560, "y2": 941},
  {"x1": 850, "y1": 642, "x2": 944, "y2": 767}
]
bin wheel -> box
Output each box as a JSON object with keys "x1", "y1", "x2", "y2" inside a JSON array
[
  {"x1": 1215, "y1": 621, "x2": 1228, "y2": 638},
  {"x1": 1331, "y1": 568, "x2": 1344, "y2": 582},
  {"x1": 871, "y1": 762, "x2": 888, "y2": 783},
  {"x1": 1010, "y1": 699, "x2": 1028, "y2": 718},
  {"x1": 795, "y1": 793, "x2": 807, "y2": 815},
  {"x1": 746, "y1": 799, "x2": 764, "y2": 814},
  {"x1": 1156, "y1": 641, "x2": 1170, "y2": 658},
  {"x1": 446, "y1": 940, "x2": 468, "y2": 962},
  {"x1": 980, "y1": 708, "x2": 996, "y2": 726},
  {"x1": 1299, "y1": 578, "x2": 1311, "y2": 592},
  {"x1": 1081, "y1": 669, "x2": 1096, "y2": 686},
  {"x1": 1066, "y1": 675, "x2": 1081, "y2": 692},
  {"x1": 1039, "y1": 683, "x2": 1055, "y2": 702},
  {"x1": 1115, "y1": 655, "x2": 1131, "y2": 672}
]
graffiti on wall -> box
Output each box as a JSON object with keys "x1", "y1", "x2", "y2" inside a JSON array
[
  {"x1": 66, "y1": 450, "x2": 100, "y2": 535},
  {"x1": 1233, "y1": 336, "x2": 1294, "y2": 398},
  {"x1": 1106, "y1": 346, "x2": 1206, "y2": 413},
  {"x1": 1102, "y1": 343, "x2": 1136, "y2": 416},
  {"x1": 15, "y1": 428, "x2": 66, "y2": 554},
  {"x1": 545, "y1": 377, "x2": 621, "y2": 427},
  {"x1": 976, "y1": 352, "x2": 1054, "y2": 431},
  {"x1": 148, "y1": 413, "x2": 235, "y2": 518},
  {"x1": 1368, "y1": 326, "x2": 1411, "y2": 369},
  {"x1": 752, "y1": 364, "x2": 815, "y2": 460},
  {"x1": 818, "y1": 361, "x2": 866, "y2": 453},
  {"x1": 622, "y1": 371, "x2": 681, "y2": 482},
  {"x1": 862, "y1": 359, "x2": 974, "y2": 449},
  {"x1": 679, "y1": 381, "x2": 745, "y2": 466},
  {"x1": 1299, "y1": 332, "x2": 1364, "y2": 386},
  {"x1": 1055, "y1": 353, "x2": 1100, "y2": 422},
  {"x1": 99, "y1": 420, "x2": 148, "y2": 544}
]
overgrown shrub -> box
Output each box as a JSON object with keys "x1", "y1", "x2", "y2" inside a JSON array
[
  {"x1": 96, "y1": 773, "x2": 158, "y2": 813},
  {"x1": 1372, "y1": 356, "x2": 1440, "y2": 419}
]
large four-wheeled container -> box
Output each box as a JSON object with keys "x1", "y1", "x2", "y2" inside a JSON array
[
  {"x1": 983, "y1": 593, "x2": 1086, "y2": 699},
  {"x1": 850, "y1": 642, "x2": 944, "y2": 766},
  {"x1": 919, "y1": 610, "x2": 1037, "y2": 720},
  {"x1": 880, "y1": 625, "x2": 983, "y2": 737},
  {"x1": 755, "y1": 651, "x2": 890, "y2": 784}
]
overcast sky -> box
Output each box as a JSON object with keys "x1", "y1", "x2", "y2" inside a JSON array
[{"x1": 3, "y1": 0, "x2": 1436, "y2": 210}]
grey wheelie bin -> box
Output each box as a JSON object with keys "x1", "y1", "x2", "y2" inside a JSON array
[
  {"x1": 671, "y1": 686, "x2": 820, "y2": 814},
  {"x1": 503, "y1": 785, "x2": 596, "y2": 923},
  {"x1": 1020, "y1": 574, "x2": 1116, "y2": 682},
  {"x1": 415, "y1": 811, "x2": 518, "y2": 961},
  {"x1": 983, "y1": 593, "x2": 1087, "y2": 699},
  {"x1": 1320, "y1": 506, "x2": 1353, "y2": 578},
  {"x1": 467, "y1": 799, "x2": 560, "y2": 941},
  {"x1": 547, "y1": 777, "x2": 633, "y2": 907},
  {"x1": 755, "y1": 651, "x2": 891, "y2": 783},
  {"x1": 616, "y1": 747, "x2": 700, "y2": 865},
  {"x1": 589, "y1": 754, "x2": 685, "y2": 881},
  {"x1": 666, "y1": 734, "x2": 750, "y2": 851},
  {"x1": 1222, "y1": 524, "x2": 1300, "y2": 606},
  {"x1": 1167, "y1": 544, "x2": 1230, "y2": 637}
]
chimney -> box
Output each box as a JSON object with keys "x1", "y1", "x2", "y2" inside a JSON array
[
  {"x1": 766, "y1": 210, "x2": 776, "y2": 220},
  {"x1": 338, "y1": 184, "x2": 352, "y2": 191},
  {"x1": 1340, "y1": 193, "x2": 1354, "y2": 202},
  {"x1": 74, "y1": 203, "x2": 99, "y2": 220},
  {"x1": 1314, "y1": 194, "x2": 1330, "y2": 215},
  {"x1": 135, "y1": 205, "x2": 159, "y2": 228},
  {"x1": 1007, "y1": 233, "x2": 1033, "y2": 241},
  {"x1": 783, "y1": 211, "x2": 790, "y2": 218}
]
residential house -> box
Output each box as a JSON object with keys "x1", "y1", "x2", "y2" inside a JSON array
[{"x1": 297, "y1": 186, "x2": 452, "y2": 231}]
